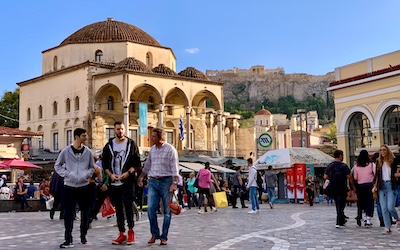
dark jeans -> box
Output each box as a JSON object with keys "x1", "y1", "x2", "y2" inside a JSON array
[
  {"x1": 51, "y1": 191, "x2": 65, "y2": 218},
  {"x1": 187, "y1": 190, "x2": 198, "y2": 208},
  {"x1": 356, "y1": 182, "x2": 374, "y2": 218},
  {"x1": 63, "y1": 185, "x2": 91, "y2": 243},
  {"x1": 178, "y1": 185, "x2": 185, "y2": 208},
  {"x1": 17, "y1": 194, "x2": 29, "y2": 210},
  {"x1": 232, "y1": 186, "x2": 245, "y2": 208},
  {"x1": 257, "y1": 187, "x2": 263, "y2": 203},
  {"x1": 87, "y1": 183, "x2": 96, "y2": 220},
  {"x1": 306, "y1": 188, "x2": 314, "y2": 206},
  {"x1": 90, "y1": 187, "x2": 108, "y2": 220},
  {"x1": 333, "y1": 192, "x2": 347, "y2": 225},
  {"x1": 109, "y1": 182, "x2": 135, "y2": 233}
]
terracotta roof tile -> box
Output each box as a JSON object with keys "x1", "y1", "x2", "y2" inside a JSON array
[
  {"x1": 60, "y1": 18, "x2": 162, "y2": 48},
  {"x1": 0, "y1": 127, "x2": 42, "y2": 136}
]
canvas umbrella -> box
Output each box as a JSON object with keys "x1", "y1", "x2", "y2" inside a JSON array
[
  {"x1": 254, "y1": 147, "x2": 334, "y2": 170},
  {"x1": 0, "y1": 159, "x2": 42, "y2": 170}
]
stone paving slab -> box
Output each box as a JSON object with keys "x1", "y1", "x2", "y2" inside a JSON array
[{"x1": 0, "y1": 202, "x2": 399, "y2": 249}]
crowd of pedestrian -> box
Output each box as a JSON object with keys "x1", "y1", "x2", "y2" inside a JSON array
[
  {"x1": 5, "y1": 123, "x2": 400, "y2": 247},
  {"x1": 324, "y1": 147, "x2": 400, "y2": 235}
]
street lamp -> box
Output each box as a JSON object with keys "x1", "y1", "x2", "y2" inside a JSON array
[{"x1": 297, "y1": 109, "x2": 307, "y2": 147}]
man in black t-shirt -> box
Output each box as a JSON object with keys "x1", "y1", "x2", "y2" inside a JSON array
[{"x1": 324, "y1": 150, "x2": 355, "y2": 228}]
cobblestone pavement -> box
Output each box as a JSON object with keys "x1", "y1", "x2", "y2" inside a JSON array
[{"x1": 1, "y1": 202, "x2": 400, "y2": 249}]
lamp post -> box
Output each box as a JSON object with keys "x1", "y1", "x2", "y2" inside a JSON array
[{"x1": 297, "y1": 109, "x2": 306, "y2": 147}]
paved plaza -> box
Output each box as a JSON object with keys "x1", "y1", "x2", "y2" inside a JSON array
[{"x1": 0, "y1": 202, "x2": 400, "y2": 249}]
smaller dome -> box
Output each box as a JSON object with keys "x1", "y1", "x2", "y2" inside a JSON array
[
  {"x1": 255, "y1": 108, "x2": 271, "y2": 116},
  {"x1": 178, "y1": 67, "x2": 209, "y2": 80},
  {"x1": 152, "y1": 64, "x2": 177, "y2": 76},
  {"x1": 112, "y1": 57, "x2": 151, "y2": 73}
]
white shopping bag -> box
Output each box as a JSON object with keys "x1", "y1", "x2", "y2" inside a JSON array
[{"x1": 45, "y1": 197, "x2": 54, "y2": 210}]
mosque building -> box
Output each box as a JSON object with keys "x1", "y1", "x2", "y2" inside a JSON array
[{"x1": 18, "y1": 18, "x2": 240, "y2": 157}]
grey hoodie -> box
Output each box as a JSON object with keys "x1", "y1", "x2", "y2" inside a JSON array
[{"x1": 54, "y1": 145, "x2": 94, "y2": 188}]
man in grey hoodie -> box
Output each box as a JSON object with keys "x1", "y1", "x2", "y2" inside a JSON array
[
  {"x1": 264, "y1": 165, "x2": 277, "y2": 209},
  {"x1": 55, "y1": 128, "x2": 94, "y2": 248}
]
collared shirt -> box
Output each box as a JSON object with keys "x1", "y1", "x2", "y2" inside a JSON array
[{"x1": 142, "y1": 142, "x2": 179, "y2": 178}]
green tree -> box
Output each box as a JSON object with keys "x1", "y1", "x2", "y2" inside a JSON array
[
  {"x1": 327, "y1": 123, "x2": 337, "y2": 143},
  {"x1": 0, "y1": 88, "x2": 19, "y2": 128}
]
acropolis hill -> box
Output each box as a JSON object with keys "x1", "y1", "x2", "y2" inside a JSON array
[{"x1": 206, "y1": 65, "x2": 335, "y2": 106}]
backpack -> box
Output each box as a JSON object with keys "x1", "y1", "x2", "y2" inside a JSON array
[{"x1": 256, "y1": 172, "x2": 263, "y2": 189}]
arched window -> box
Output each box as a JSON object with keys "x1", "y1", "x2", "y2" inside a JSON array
[
  {"x1": 383, "y1": 106, "x2": 400, "y2": 145},
  {"x1": 146, "y1": 52, "x2": 153, "y2": 68},
  {"x1": 95, "y1": 50, "x2": 103, "y2": 63},
  {"x1": 27, "y1": 108, "x2": 31, "y2": 121},
  {"x1": 53, "y1": 56, "x2": 58, "y2": 71},
  {"x1": 108, "y1": 96, "x2": 114, "y2": 110},
  {"x1": 148, "y1": 96, "x2": 154, "y2": 110},
  {"x1": 348, "y1": 112, "x2": 371, "y2": 165},
  {"x1": 66, "y1": 98, "x2": 71, "y2": 113},
  {"x1": 167, "y1": 105, "x2": 173, "y2": 115},
  {"x1": 38, "y1": 105, "x2": 43, "y2": 119},
  {"x1": 53, "y1": 101, "x2": 58, "y2": 116},
  {"x1": 129, "y1": 99, "x2": 136, "y2": 113},
  {"x1": 74, "y1": 96, "x2": 79, "y2": 111}
]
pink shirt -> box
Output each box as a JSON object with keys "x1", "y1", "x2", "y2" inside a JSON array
[
  {"x1": 197, "y1": 169, "x2": 211, "y2": 188},
  {"x1": 353, "y1": 162, "x2": 376, "y2": 184}
]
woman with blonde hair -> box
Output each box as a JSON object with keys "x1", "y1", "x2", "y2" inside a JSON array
[{"x1": 372, "y1": 145, "x2": 400, "y2": 234}]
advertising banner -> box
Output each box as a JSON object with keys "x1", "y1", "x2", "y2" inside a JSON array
[
  {"x1": 286, "y1": 167, "x2": 295, "y2": 199},
  {"x1": 294, "y1": 163, "x2": 306, "y2": 200}
]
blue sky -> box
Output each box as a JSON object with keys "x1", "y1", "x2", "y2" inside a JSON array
[{"x1": 1, "y1": 1, "x2": 400, "y2": 94}]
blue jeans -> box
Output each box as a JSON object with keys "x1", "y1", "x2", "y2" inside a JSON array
[
  {"x1": 378, "y1": 181, "x2": 399, "y2": 227},
  {"x1": 249, "y1": 187, "x2": 259, "y2": 211},
  {"x1": 267, "y1": 187, "x2": 276, "y2": 204},
  {"x1": 147, "y1": 177, "x2": 173, "y2": 241}
]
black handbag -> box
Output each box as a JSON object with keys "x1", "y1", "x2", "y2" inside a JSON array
[{"x1": 193, "y1": 178, "x2": 199, "y2": 188}]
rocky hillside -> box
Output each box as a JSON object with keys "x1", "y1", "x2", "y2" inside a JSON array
[{"x1": 210, "y1": 72, "x2": 335, "y2": 108}]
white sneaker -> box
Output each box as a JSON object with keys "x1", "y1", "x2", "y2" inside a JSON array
[
  {"x1": 197, "y1": 209, "x2": 203, "y2": 214},
  {"x1": 211, "y1": 207, "x2": 217, "y2": 212},
  {"x1": 247, "y1": 210, "x2": 257, "y2": 214}
]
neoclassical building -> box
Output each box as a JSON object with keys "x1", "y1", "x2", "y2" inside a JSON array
[
  {"x1": 18, "y1": 18, "x2": 240, "y2": 156},
  {"x1": 328, "y1": 50, "x2": 400, "y2": 164}
]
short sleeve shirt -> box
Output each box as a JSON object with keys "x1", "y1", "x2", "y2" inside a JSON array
[{"x1": 325, "y1": 161, "x2": 350, "y2": 194}]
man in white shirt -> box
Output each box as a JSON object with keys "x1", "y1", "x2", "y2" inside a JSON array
[{"x1": 246, "y1": 158, "x2": 259, "y2": 214}]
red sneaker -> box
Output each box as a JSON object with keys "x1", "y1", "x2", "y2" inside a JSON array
[
  {"x1": 112, "y1": 232, "x2": 127, "y2": 245},
  {"x1": 127, "y1": 229, "x2": 135, "y2": 245}
]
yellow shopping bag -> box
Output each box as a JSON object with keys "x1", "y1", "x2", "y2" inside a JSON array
[{"x1": 213, "y1": 191, "x2": 228, "y2": 208}]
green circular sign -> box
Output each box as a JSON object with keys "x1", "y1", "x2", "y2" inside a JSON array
[{"x1": 258, "y1": 133, "x2": 272, "y2": 148}]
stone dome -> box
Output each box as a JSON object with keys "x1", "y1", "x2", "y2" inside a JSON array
[
  {"x1": 178, "y1": 67, "x2": 209, "y2": 80},
  {"x1": 60, "y1": 18, "x2": 162, "y2": 47},
  {"x1": 112, "y1": 57, "x2": 151, "y2": 73},
  {"x1": 152, "y1": 64, "x2": 177, "y2": 76},
  {"x1": 255, "y1": 108, "x2": 271, "y2": 116}
]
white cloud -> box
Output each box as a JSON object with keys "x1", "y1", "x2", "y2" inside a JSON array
[{"x1": 185, "y1": 48, "x2": 199, "y2": 54}]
